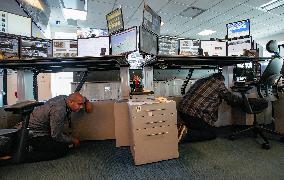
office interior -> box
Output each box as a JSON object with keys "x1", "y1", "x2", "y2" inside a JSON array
[{"x1": 0, "y1": 0, "x2": 284, "y2": 179}]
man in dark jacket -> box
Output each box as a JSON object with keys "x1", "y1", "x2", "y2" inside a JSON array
[
  {"x1": 178, "y1": 73, "x2": 242, "y2": 143},
  {"x1": 26, "y1": 92, "x2": 92, "y2": 162}
]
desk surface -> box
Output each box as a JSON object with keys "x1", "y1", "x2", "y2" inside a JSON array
[{"x1": 0, "y1": 56, "x2": 129, "y2": 72}]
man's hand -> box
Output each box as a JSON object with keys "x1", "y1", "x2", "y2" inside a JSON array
[
  {"x1": 72, "y1": 137, "x2": 80, "y2": 147},
  {"x1": 85, "y1": 101, "x2": 93, "y2": 113}
]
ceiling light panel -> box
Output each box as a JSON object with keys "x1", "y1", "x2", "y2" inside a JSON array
[{"x1": 160, "y1": 1, "x2": 189, "y2": 16}]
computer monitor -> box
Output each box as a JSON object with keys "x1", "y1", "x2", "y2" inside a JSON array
[
  {"x1": 227, "y1": 19, "x2": 250, "y2": 39},
  {"x1": 158, "y1": 36, "x2": 179, "y2": 55},
  {"x1": 21, "y1": 37, "x2": 52, "y2": 58},
  {"x1": 106, "y1": 8, "x2": 124, "y2": 35},
  {"x1": 142, "y1": 4, "x2": 161, "y2": 36},
  {"x1": 0, "y1": 33, "x2": 19, "y2": 59},
  {"x1": 52, "y1": 39, "x2": 77, "y2": 58},
  {"x1": 179, "y1": 39, "x2": 200, "y2": 55},
  {"x1": 139, "y1": 25, "x2": 158, "y2": 56},
  {"x1": 110, "y1": 27, "x2": 137, "y2": 55},
  {"x1": 78, "y1": 36, "x2": 110, "y2": 57}
]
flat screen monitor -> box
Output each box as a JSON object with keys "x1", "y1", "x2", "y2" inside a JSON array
[
  {"x1": 158, "y1": 36, "x2": 178, "y2": 55},
  {"x1": 21, "y1": 37, "x2": 52, "y2": 58},
  {"x1": 106, "y1": 8, "x2": 124, "y2": 35},
  {"x1": 53, "y1": 39, "x2": 77, "y2": 58},
  {"x1": 227, "y1": 37, "x2": 252, "y2": 56},
  {"x1": 78, "y1": 36, "x2": 110, "y2": 57},
  {"x1": 0, "y1": 33, "x2": 19, "y2": 59},
  {"x1": 143, "y1": 4, "x2": 161, "y2": 36},
  {"x1": 139, "y1": 25, "x2": 158, "y2": 56},
  {"x1": 179, "y1": 39, "x2": 200, "y2": 55},
  {"x1": 227, "y1": 19, "x2": 250, "y2": 39},
  {"x1": 110, "y1": 27, "x2": 137, "y2": 55},
  {"x1": 200, "y1": 40, "x2": 226, "y2": 56}
]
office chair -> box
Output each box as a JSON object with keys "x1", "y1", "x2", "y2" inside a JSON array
[
  {"x1": 229, "y1": 40, "x2": 284, "y2": 149},
  {"x1": 0, "y1": 101, "x2": 43, "y2": 165}
]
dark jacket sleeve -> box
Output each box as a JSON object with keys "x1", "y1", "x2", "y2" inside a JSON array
[
  {"x1": 49, "y1": 105, "x2": 72, "y2": 143},
  {"x1": 219, "y1": 83, "x2": 243, "y2": 107}
]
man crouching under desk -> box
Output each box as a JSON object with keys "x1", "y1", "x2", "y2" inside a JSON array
[
  {"x1": 178, "y1": 73, "x2": 243, "y2": 143},
  {"x1": 25, "y1": 92, "x2": 92, "y2": 163}
]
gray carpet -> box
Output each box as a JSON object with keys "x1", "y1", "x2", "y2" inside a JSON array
[{"x1": 1, "y1": 137, "x2": 284, "y2": 180}]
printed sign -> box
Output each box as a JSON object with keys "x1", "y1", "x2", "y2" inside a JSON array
[{"x1": 106, "y1": 8, "x2": 124, "y2": 35}]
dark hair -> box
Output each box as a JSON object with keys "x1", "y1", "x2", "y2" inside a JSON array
[{"x1": 211, "y1": 72, "x2": 224, "y2": 81}]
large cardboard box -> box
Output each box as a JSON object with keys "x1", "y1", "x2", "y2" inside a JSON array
[
  {"x1": 128, "y1": 100, "x2": 179, "y2": 165},
  {"x1": 114, "y1": 101, "x2": 131, "y2": 147},
  {"x1": 71, "y1": 100, "x2": 115, "y2": 140}
]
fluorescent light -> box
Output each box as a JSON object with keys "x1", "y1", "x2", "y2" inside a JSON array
[
  {"x1": 62, "y1": 8, "x2": 87, "y2": 21},
  {"x1": 260, "y1": 0, "x2": 284, "y2": 11},
  {"x1": 198, "y1": 29, "x2": 216, "y2": 36},
  {"x1": 25, "y1": 0, "x2": 44, "y2": 10}
]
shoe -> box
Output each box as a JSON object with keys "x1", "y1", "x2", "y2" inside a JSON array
[{"x1": 178, "y1": 124, "x2": 188, "y2": 143}]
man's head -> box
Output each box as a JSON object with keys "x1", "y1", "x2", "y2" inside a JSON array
[
  {"x1": 66, "y1": 92, "x2": 85, "y2": 112},
  {"x1": 212, "y1": 72, "x2": 225, "y2": 81}
]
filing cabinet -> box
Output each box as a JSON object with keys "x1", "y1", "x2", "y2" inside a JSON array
[{"x1": 128, "y1": 100, "x2": 179, "y2": 165}]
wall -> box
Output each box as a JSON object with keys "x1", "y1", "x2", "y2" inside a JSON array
[{"x1": 0, "y1": 0, "x2": 27, "y2": 17}]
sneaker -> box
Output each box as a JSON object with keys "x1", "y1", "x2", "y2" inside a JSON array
[{"x1": 178, "y1": 124, "x2": 188, "y2": 143}]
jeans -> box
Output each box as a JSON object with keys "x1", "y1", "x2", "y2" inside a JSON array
[{"x1": 179, "y1": 112, "x2": 217, "y2": 142}]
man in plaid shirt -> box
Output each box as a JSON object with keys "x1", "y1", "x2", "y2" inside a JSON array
[{"x1": 178, "y1": 73, "x2": 243, "y2": 143}]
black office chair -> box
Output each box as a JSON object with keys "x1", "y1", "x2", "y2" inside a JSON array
[
  {"x1": 229, "y1": 40, "x2": 284, "y2": 149},
  {"x1": 0, "y1": 101, "x2": 43, "y2": 165}
]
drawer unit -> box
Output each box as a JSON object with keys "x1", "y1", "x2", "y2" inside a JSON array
[{"x1": 128, "y1": 100, "x2": 179, "y2": 165}]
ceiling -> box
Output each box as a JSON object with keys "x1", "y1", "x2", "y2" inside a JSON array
[{"x1": 45, "y1": 0, "x2": 284, "y2": 40}]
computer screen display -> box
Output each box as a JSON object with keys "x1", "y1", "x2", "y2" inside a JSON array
[
  {"x1": 200, "y1": 40, "x2": 226, "y2": 56},
  {"x1": 106, "y1": 8, "x2": 124, "y2": 35},
  {"x1": 227, "y1": 37, "x2": 252, "y2": 56},
  {"x1": 158, "y1": 36, "x2": 178, "y2": 55},
  {"x1": 227, "y1": 19, "x2": 250, "y2": 39},
  {"x1": 53, "y1": 39, "x2": 77, "y2": 58},
  {"x1": 78, "y1": 36, "x2": 110, "y2": 57},
  {"x1": 0, "y1": 33, "x2": 19, "y2": 59},
  {"x1": 21, "y1": 37, "x2": 52, "y2": 58},
  {"x1": 142, "y1": 4, "x2": 161, "y2": 36},
  {"x1": 139, "y1": 25, "x2": 158, "y2": 56},
  {"x1": 110, "y1": 27, "x2": 137, "y2": 55},
  {"x1": 179, "y1": 39, "x2": 200, "y2": 55}
]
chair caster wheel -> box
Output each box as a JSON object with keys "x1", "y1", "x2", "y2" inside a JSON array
[
  {"x1": 262, "y1": 143, "x2": 271, "y2": 150},
  {"x1": 228, "y1": 135, "x2": 236, "y2": 140}
]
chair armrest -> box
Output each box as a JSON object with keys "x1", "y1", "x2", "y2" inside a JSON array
[{"x1": 4, "y1": 101, "x2": 44, "y2": 114}]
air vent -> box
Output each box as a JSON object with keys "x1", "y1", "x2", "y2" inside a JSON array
[
  {"x1": 260, "y1": 0, "x2": 284, "y2": 11},
  {"x1": 179, "y1": 7, "x2": 206, "y2": 18}
]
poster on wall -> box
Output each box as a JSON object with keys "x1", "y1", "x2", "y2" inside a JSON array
[
  {"x1": 0, "y1": 11, "x2": 8, "y2": 33},
  {"x1": 200, "y1": 41, "x2": 226, "y2": 56},
  {"x1": 0, "y1": 10, "x2": 31, "y2": 37},
  {"x1": 106, "y1": 8, "x2": 124, "y2": 35},
  {"x1": 52, "y1": 40, "x2": 77, "y2": 58},
  {"x1": 227, "y1": 37, "x2": 252, "y2": 56},
  {"x1": 78, "y1": 36, "x2": 110, "y2": 57},
  {"x1": 179, "y1": 39, "x2": 200, "y2": 55}
]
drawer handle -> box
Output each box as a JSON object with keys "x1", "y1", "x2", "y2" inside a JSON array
[
  {"x1": 146, "y1": 120, "x2": 165, "y2": 124},
  {"x1": 145, "y1": 108, "x2": 166, "y2": 112},
  {"x1": 147, "y1": 132, "x2": 169, "y2": 136}
]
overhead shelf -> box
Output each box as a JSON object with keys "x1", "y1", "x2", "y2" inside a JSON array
[
  {"x1": 0, "y1": 55, "x2": 129, "y2": 72},
  {"x1": 143, "y1": 55, "x2": 271, "y2": 69}
]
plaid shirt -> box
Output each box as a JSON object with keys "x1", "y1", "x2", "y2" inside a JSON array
[{"x1": 178, "y1": 75, "x2": 242, "y2": 126}]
